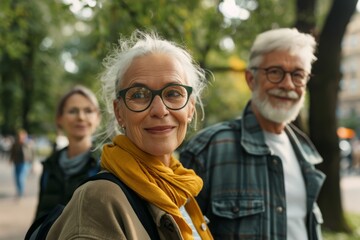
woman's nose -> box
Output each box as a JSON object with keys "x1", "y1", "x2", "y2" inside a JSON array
[
  {"x1": 149, "y1": 95, "x2": 169, "y2": 118},
  {"x1": 76, "y1": 110, "x2": 87, "y2": 119}
]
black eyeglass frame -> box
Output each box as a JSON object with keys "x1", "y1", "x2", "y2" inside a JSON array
[
  {"x1": 251, "y1": 66, "x2": 312, "y2": 87},
  {"x1": 116, "y1": 83, "x2": 193, "y2": 112}
]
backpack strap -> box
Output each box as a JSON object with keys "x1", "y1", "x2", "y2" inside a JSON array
[{"x1": 86, "y1": 172, "x2": 161, "y2": 240}]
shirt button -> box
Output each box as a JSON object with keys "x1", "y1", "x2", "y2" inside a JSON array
[
  {"x1": 272, "y1": 159, "x2": 278, "y2": 165},
  {"x1": 232, "y1": 206, "x2": 240, "y2": 213},
  {"x1": 201, "y1": 223, "x2": 207, "y2": 231},
  {"x1": 276, "y1": 206, "x2": 283, "y2": 213}
]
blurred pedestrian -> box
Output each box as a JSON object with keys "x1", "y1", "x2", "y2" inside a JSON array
[
  {"x1": 47, "y1": 30, "x2": 213, "y2": 239},
  {"x1": 180, "y1": 28, "x2": 326, "y2": 240},
  {"x1": 9, "y1": 129, "x2": 35, "y2": 198},
  {"x1": 34, "y1": 85, "x2": 102, "y2": 219}
]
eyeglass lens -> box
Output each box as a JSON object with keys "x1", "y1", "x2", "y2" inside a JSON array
[{"x1": 265, "y1": 67, "x2": 308, "y2": 86}]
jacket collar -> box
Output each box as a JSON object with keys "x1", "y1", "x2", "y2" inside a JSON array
[{"x1": 241, "y1": 101, "x2": 270, "y2": 155}]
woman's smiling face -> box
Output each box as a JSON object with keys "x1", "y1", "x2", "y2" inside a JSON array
[
  {"x1": 57, "y1": 93, "x2": 100, "y2": 142},
  {"x1": 114, "y1": 53, "x2": 195, "y2": 163}
]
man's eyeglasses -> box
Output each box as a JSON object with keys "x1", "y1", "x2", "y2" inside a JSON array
[
  {"x1": 251, "y1": 66, "x2": 312, "y2": 87},
  {"x1": 116, "y1": 84, "x2": 193, "y2": 112}
]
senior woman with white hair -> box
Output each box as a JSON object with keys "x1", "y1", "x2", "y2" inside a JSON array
[{"x1": 46, "y1": 30, "x2": 213, "y2": 240}]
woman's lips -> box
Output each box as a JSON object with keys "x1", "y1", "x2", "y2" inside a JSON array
[{"x1": 145, "y1": 125, "x2": 175, "y2": 133}]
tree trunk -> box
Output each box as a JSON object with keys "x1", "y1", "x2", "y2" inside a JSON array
[
  {"x1": 292, "y1": 0, "x2": 317, "y2": 133},
  {"x1": 20, "y1": 48, "x2": 35, "y2": 132},
  {"x1": 0, "y1": 75, "x2": 16, "y2": 134},
  {"x1": 0, "y1": 55, "x2": 18, "y2": 135},
  {"x1": 295, "y1": 0, "x2": 316, "y2": 33},
  {"x1": 308, "y1": 0, "x2": 357, "y2": 232}
]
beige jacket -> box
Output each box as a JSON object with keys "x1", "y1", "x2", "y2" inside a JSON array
[{"x1": 47, "y1": 178, "x2": 185, "y2": 240}]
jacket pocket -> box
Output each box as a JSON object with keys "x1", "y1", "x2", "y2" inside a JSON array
[
  {"x1": 212, "y1": 198, "x2": 265, "y2": 219},
  {"x1": 210, "y1": 198, "x2": 265, "y2": 239}
]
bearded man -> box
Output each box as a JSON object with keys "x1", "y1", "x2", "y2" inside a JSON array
[{"x1": 180, "y1": 28, "x2": 326, "y2": 240}]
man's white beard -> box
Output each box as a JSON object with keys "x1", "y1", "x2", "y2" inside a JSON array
[{"x1": 252, "y1": 87, "x2": 305, "y2": 124}]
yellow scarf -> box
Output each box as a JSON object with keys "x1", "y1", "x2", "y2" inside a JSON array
[{"x1": 101, "y1": 135, "x2": 213, "y2": 240}]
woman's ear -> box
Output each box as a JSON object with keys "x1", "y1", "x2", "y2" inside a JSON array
[
  {"x1": 113, "y1": 99, "x2": 124, "y2": 126},
  {"x1": 56, "y1": 116, "x2": 63, "y2": 130},
  {"x1": 187, "y1": 97, "x2": 195, "y2": 121}
]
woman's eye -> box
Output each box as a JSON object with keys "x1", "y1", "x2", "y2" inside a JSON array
[
  {"x1": 128, "y1": 88, "x2": 150, "y2": 100},
  {"x1": 166, "y1": 90, "x2": 182, "y2": 98},
  {"x1": 84, "y1": 108, "x2": 95, "y2": 114},
  {"x1": 131, "y1": 91, "x2": 146, "y2": 99},
  {"x1": 68, "y1": 109, "x2": 78, "y2": 114}
]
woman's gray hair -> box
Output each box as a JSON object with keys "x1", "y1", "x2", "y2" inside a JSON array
[
  {"x1": 99, "y1": 30, "x2": 207, "y2": 141},
  {"x1": 248, "y1": 28, "x2": 317, "y2": 72}
]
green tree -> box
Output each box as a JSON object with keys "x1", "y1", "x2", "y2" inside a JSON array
[
  {"x1": 307, "y1": 0, "x2": 358, "y2": 232},
  {"x1": 0, "y1": 0, "x2": 294, "y2": 134},
  {"x1": 0, "y1": 0, "x2": 99, "y2": 135},
  {"x1": 0, "y1": 0, "x2": 64, "y2": 134},
  {"x1": 0, "y1": 0, "x2": 44, "y2": 134}
]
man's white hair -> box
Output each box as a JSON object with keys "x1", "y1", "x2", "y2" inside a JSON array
[{"x1": 248, "y1": 28, "x2": 317, "y2": 72}]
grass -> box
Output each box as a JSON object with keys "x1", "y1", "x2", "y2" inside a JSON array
[{"x1": 323, "y1": 212, "x2": 360, "y2": 239}]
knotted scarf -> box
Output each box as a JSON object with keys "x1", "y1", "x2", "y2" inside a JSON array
[{"x1": 101, "y1": 135, "x2": 213, "y2": 240}]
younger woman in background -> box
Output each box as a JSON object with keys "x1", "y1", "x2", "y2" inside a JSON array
[{"x1": 34, "y1": 85, "x2": 101, "y2": 219}]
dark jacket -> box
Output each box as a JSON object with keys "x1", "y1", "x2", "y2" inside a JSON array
[
  {"x1": 180, "y1": 102, "x2": 326, "y2": 240},
  {"x1": 35, "y1": 147, "x2": 100, "y2": 219},
  {"x1": 9, "y1": 140, "x2": 35, "y2": 164}
]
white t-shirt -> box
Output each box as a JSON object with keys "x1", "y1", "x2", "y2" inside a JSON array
[
  {"x1": 180, "y1": 205, "x2": 201, "y2": 239},
  {"x1": 264, "y1": 131, "x2": 308, "y2": 240}
]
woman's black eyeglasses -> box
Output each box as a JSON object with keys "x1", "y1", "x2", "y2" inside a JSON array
[{"x1": 116, "y1": 84, "x2": 193, "y2": 112}]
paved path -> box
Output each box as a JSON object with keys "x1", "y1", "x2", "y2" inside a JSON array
[
  {"x1": 341, "y1": 174, "x2": 360, "y2": 215},
  {"x1": 0, "y1": 158, "x2": 41, "y2": 240},
  {"x1": 0, "y1": 158, "x2": 359, "y2": 240}
]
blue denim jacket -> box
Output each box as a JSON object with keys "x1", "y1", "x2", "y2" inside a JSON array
[{"x1": 180, "y1": 102, "x2": 326, "y2": 240}]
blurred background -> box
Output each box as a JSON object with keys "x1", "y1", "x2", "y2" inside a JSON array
[{"x1": 1, "y1": 0, "x2": 360, "y2": 239}]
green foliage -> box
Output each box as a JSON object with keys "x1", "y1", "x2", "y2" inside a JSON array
[
  {"x1": 0, "y1": 0, "x2": 302, "y2": 135},
  {"x1": 323, "y1": 212, "x2": 360, "y2": 239},
  {"x1": 0, "y1": 1, "x2": 50, "y2": 134}
]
